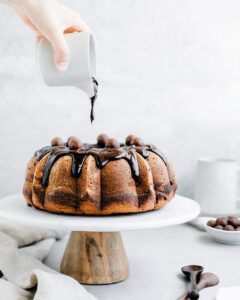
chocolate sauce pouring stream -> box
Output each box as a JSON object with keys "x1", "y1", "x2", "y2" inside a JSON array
[{"x1": 90, "y1": 77, "x2": 98, "y2": 123}]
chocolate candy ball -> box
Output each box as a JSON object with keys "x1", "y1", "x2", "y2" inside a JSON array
[
  {"x1": 51, "y1": 137, "x2": 65, "y2": 147},
  {"x1": 97, "y1": 134, "x2": 109, "y2": 147},
  {"x1": 67, "y1": 136, "x2": 77, "y2": 145},
  {"x1": 215, "y1": 225, "x2": 223, "y2": 230},
  {"x1": 216, "y1": 217, "x2": 228, "y2": 227},
  {"x1": 228, "y1": 217, "x2": 240, "y2": 228},
  {"x1": 207, "y1": 220, "x2": 216, "y2": 227},
  {"x1": 106, "y1": 138, "x2": 120, "y2": 148},
  {"x1": 126, "y1": 135, "x2": 136, "y2": 145},
  {"x1": 235, "y1": 227, "x2": 240, "y2": 231},
  {"x1": 133, "y1": 137, "x2": 144, "y2": 146},
  {"x1": 224, "y1": 225, "x2": 235, "y2": 231},
  {"x1": 68, "y1": 137, "x2": 82, "y2": 150}
]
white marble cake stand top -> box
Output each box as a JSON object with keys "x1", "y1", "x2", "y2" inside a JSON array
[{"x1": 0, "y1": 194, "x2": 200, "y2": 232}]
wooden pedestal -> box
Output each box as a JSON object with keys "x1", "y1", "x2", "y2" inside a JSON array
[{"x1": 60, "y1": 231, "x2": 129, "y2": 284}]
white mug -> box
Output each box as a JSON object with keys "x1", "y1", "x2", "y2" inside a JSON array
[
  {"x1": 194, "y1": 157, "x2": 240, "y2": 215},
  {"x1": 37, "y1": 31, "x2": 96, "y2": 98}
]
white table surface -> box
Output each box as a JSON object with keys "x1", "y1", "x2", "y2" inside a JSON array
[{"x1": 45, "y1": 224, "x2": 240, "y2": 300}]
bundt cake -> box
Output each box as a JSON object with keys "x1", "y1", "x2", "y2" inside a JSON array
[{"x1": 23, "y1": 134, "x2": 177, "y2": 215}]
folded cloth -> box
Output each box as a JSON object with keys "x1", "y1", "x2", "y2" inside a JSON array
[
  {"x1": 0, "y1": 219, "x2": 97, "y2": 300},
  {"x1": 216, "y1": 287, "x2": 240, "y2": 300}
]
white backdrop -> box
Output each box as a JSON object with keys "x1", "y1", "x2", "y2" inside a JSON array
[{"x1": 0, "y1": 0, "x2": 240, "y2": 199}]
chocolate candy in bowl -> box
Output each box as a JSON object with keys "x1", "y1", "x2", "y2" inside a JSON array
[
  {"x1": 207, "y1": 220, "x2": 216, "y2": 227},
  {"x1": 215, "y1": 225, "x2": 223, "y2": 230},
  {"x1": 224, "y1": 225, "x2": 235, "y2": 231},
  {"x1": 216, "y1": 217, "x2": 228, "y2": 227},
  {"x1": 228, "y1": 216, "x2": 240, "y2": 227},
  {"x1": 206, "y1": 216, "x2": 240, "y2": 244}
]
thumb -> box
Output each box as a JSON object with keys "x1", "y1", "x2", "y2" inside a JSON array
[{"x1": 47, "y1": 30, "x2": 70, "y2": 71}]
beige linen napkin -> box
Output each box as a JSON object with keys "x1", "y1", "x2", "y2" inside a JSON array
[{"x1": 0, "y1": 219, "x2": 97, "y2": 300}]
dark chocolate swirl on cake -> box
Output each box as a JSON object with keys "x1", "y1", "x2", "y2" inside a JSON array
[{"x1": 34, "y1": 142, "x2": 173, "y2": 187}]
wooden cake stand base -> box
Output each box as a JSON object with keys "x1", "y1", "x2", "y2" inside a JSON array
[
  {"x1": 0, "y1": 194, "x2": 200, "y2": 285},
  {"x1": 61, "y1": 231, "x2": 128, "y2": 284}
]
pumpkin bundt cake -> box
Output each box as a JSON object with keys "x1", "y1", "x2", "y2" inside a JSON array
[{"x1": 23, "y1": 134, "x2": 177, "y2": 215}]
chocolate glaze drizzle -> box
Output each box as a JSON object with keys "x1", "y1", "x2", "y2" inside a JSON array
[
  {"x1": 90, "y1": 77, "x2": 98, "y2": 123},
  {"x1": 34, "y1": 144, "x2": 173, "y2": 187}
]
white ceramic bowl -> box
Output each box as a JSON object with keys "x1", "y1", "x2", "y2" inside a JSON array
[{"x1": 205, "y1": 223, "x2": 240, "y2": 245}]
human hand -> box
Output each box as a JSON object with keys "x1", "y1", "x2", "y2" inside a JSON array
[{"x1": 5, "y1": 0, "x2": 91, "y2": 71}]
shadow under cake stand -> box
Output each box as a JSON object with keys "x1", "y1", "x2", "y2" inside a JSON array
[{"x1": 0, "y1": 194, "x2": 200, "y2": 285}]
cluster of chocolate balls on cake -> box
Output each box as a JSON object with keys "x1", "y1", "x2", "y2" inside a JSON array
[
  {"x1": 50, "y1": 134, "x2": 145, "y2": 150},
  {"x1": 207, "y1": 216, "x2": 240, "y2": 231},
  {"x1": 97, "y1": 134, "x2": 144, "y2": 148},
  {"x1": 51, "y1": 136, "x2": 83, "y2": 150}
]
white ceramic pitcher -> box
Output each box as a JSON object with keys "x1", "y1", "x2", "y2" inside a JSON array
[
  {"x1": 37, "y1": 32, "x2": 96, "y2": 98},
  {"x1": 194, "y1": 157, "x2": 240, "y2": 215}
]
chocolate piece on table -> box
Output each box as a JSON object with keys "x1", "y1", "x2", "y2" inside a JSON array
[
  {"x1": 181, "y1": 265, "x2": 203, "y2": 300},
  {"x1": 177, "y1": 272, "x2": 219, "y2": 300},
  {"x1": 235, "y1": 227, "x2": 240, "y2": 231}
]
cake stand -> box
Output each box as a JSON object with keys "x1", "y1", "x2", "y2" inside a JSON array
[{"x1": 0, "y1": 194, "x2": 200, "y2": 285}]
